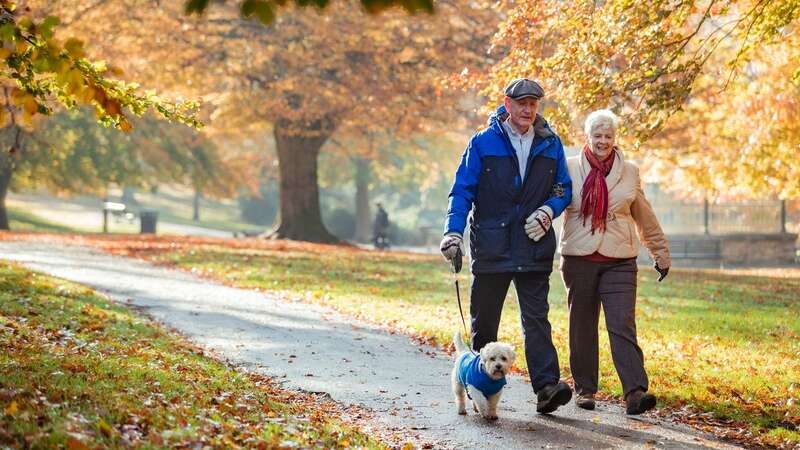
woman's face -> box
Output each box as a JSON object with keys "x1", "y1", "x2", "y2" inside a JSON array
[{"x1": 588, "y1": 125, "x2": 616, "y2": 161}]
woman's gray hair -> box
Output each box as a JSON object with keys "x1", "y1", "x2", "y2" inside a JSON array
[{"x1": 584, "y1": 109, "x2": 620, "y2": 136}]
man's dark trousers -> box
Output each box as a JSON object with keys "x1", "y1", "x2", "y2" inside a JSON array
[{"x1": 470, "y1": 271, "x2": 560, "y2": 392}]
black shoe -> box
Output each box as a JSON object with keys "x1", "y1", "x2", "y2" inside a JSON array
[
  {"x1": 536, "y1": 382, "x2": 572, "y2": 414},
  {"x1": 625, "y1": 389, "x2": 656, "y2": 415},
  {"x1": 575, "y1": 394, "x2": 596, "y2": 410}
]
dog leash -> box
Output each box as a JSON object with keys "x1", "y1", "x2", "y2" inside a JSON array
[{"x1": 449, "y1": 247, "x2": 474, "y2": 354}]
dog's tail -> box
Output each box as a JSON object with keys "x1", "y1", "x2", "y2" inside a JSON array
[{"x1": 453, "y1": 330, "x2": 470, "y2": 354}]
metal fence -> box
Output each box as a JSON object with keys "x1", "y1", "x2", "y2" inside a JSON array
[{"x1": 652, "y1": 200, "x2": 787, "y2": 235}]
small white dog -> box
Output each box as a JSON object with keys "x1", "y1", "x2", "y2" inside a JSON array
[{"x1": 451, "y1": 331, "x2": 516, "y2": 420}]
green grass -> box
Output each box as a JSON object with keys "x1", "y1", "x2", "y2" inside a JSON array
[
  {"x1": 142, "y1": 244, "x2": 800, "y2": 445},
  {"x1": 7, "y1": 207, "x2": 83, "y2": 233},
  {"x1": 0, "y1": 261, "x2": 385, "y2": 449}
]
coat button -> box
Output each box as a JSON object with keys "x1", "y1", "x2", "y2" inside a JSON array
[
  {"x1": 501, "y1": 222, "x2": 505, "y2": 227},
  {"x1": 517, "y1": 266, "x2": 522, "y2": 271}
]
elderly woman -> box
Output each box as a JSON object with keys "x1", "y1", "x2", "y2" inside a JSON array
[{"x1": 559, "y1": 109, "x2": 671, "y2": 414}]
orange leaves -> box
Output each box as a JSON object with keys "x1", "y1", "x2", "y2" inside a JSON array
[{"x1": 396, "y1": 47, "x2": 416, "y2": 64}]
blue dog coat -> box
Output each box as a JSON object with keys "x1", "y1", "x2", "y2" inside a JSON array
[{"x1": 457, "y1": 352, "x2": 507, "y2": 397}]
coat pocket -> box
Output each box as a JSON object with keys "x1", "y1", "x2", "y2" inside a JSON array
[{"x1": 471, "y1": 222, "x2": 511, "y2": 262}]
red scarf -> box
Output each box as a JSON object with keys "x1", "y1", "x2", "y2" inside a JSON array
[{"x1": 580, "y1": 144, "x2": 615, "y2": 234}]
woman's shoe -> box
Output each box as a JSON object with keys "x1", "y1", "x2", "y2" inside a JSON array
[
  {"x1": 625, "y1": 389, "x2": 656, "y2": 415},
  {"x1": 575, "y1": 394, "x2": 595, "y2": 410}
]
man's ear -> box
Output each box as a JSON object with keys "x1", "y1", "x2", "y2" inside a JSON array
[{"x1": 503, "y1": 96, "x2": 511, "y2": 112}]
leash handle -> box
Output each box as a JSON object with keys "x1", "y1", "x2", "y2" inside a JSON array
[{"x1": 451, "y1": 246, "x2": 462, "y2": 274}]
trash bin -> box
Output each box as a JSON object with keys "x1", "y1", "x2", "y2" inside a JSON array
[{"x1": 140, "y1": 209, "x2": 158, "y2": 234}]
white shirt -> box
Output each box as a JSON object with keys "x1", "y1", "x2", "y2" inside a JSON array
[{"x1": 502, "y1": 118, "x2": 535, "y2": 179}]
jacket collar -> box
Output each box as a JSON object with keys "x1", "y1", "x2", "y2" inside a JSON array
[
  {"x1": 579, "y1": 147, "x2": 625, "y2": 191},
  {"x1": 489, "y1": 105, "x2": 554, "y2": 139}
]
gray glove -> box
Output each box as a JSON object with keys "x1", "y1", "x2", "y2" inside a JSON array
[
  {"x1": 524, "y1": 206, "x2": 554, "y2": 242},
  {"x1": 440, "y1": 233, "x2": 463, "y2": 262}
]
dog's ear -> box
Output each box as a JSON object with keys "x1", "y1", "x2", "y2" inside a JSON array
[
  {"x1": 504, "y1": 344, "x2": 517, "y2": 364},
  {"x1": 479, "y1": 345, "x2": 488, "y2": 362}
]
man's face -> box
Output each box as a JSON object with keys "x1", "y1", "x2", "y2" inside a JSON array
[{"x1": 504, "y1": 96, "x2": 539, "y2": 133}]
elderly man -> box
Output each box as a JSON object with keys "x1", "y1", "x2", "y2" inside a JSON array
[{"x1": 441, "y1": 78, "x2": 573, "y2": 414}]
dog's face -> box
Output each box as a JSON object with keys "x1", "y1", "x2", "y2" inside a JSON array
[{"x1": 479, "y1": 342, "x2": 516, "y2": 380}]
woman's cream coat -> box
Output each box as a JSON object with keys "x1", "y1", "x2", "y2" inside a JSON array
[{"x1": 559, "y1": 150, "x2": 671, "y2": 268}]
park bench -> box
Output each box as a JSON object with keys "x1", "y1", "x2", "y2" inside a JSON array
[
  {"x1": 103, "y1": 201, "x2": 135, "y2": 224},
  {"x1": 102, "y1": 201, "x2": 136, "y2": 233}
]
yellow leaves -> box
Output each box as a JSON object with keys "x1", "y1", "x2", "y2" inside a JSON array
[
  {"x1": 97, "y1": 417, "x2": 115, "y2": 438},
  {"x1": 21, "y1": 95, "x2": 38, "y2": 116},
  {"x1": 63, "y1": 38, "x2": 85, "y2": 59},
  {"x1": 4, "y1": 400, "x2": 18, "y2": 416},
  {"x1": 63, "y1": 68, "x2": 85, "y2": 95},
  {"x1": 14, "y1": 39, "x2": 27, "y2": 54},
  {"x1": 107, "y1": 65, "x2": 124, "y2": 77},
  {"x1": 0, "y1": 47, "x2": 10, "y2": 59},
  {"x1": 9, "y1": 87, "x2": 40, "y2": 124}
]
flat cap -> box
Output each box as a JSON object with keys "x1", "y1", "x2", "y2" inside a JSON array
[{"x1": 504, "y1": 78, "x2": 545, "y2": 100}]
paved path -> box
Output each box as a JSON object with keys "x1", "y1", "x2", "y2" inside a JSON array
[{"x1": 0, "y1": 241, "x2": 740, "y2": 449}]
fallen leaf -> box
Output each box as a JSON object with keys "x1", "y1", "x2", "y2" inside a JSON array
[{"x1": 4, "y1": 401, "x2": 18, "y2": 415}]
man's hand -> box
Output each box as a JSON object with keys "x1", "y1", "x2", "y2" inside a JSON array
[
  {"x1": 440, "y1": 233, "x2": 463, "y2": 262},
  {"x1": 654, "y1": 263, "x2": 669, "y2": 282},
  {"x1": 525, "y1": 206, "x2": 554, "y2": 242}
]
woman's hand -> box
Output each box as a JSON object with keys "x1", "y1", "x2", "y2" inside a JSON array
[{"x1": 654, "y1": 263, "x2": 669, "y2": 282}]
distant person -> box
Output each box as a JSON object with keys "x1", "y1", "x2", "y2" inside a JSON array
[
  {"x1": 559, "y1": 109, "x2": 671, "y2": 414},
  {"x1": 373, "y1": 202, "x2": 390, "y2": 249},
  {"x1": 440, "y1": 78, "x2": 574, "y2": 414}
]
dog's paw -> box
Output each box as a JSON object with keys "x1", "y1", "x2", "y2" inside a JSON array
[
  {"x1": 473, "y1": 403, "x2": 479, "y2": 413},
  {"x1": 486, "y1": 414, "x2": 498, "y2": 421},
  {"x1": 457, "y1": 408, "x2": 467, "y2": 415}
]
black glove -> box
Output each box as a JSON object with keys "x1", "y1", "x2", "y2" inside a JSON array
[{"x1": 654, "y1": 263, "x2": 669, "y2": 282}]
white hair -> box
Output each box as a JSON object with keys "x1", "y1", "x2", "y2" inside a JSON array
[{"x1": 584, "y1": 109, "x2": 620, "y2": 136}]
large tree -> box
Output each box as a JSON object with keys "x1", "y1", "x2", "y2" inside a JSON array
[
  {"x1": 467, "y1": 0, "x2": 800, "y2": 199},
  {"x1": 41, "y1": 0, "x2": 497, "y2": 242}
]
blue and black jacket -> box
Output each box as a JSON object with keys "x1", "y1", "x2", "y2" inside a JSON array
[{"x1": 444, "y1": 105, "x2": 572, "y2": 274}]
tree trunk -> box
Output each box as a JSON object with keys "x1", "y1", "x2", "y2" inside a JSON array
[
  {"x1": 271, "y1": 125, "x2": 338, "y2": 243},
  {"x1": 193, "y1": 189, "x2": 201, "y2": 221},
  {"x1": 353, "y1": 157, "x2": 372, "y2": 242},
  {"x1": 0, "y1": 153, "x2": 12, "y2": 230}
]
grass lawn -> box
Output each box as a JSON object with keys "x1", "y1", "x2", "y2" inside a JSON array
[
  {"x1": 84, "y1": 236, "x2": 798, "y2": 447},
  {"x1": 7, "y1": 207, "x2": 84, "y2": 233},
  {"x1": 0, "y1": 260, "x2": 384, "y2": 449}
]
